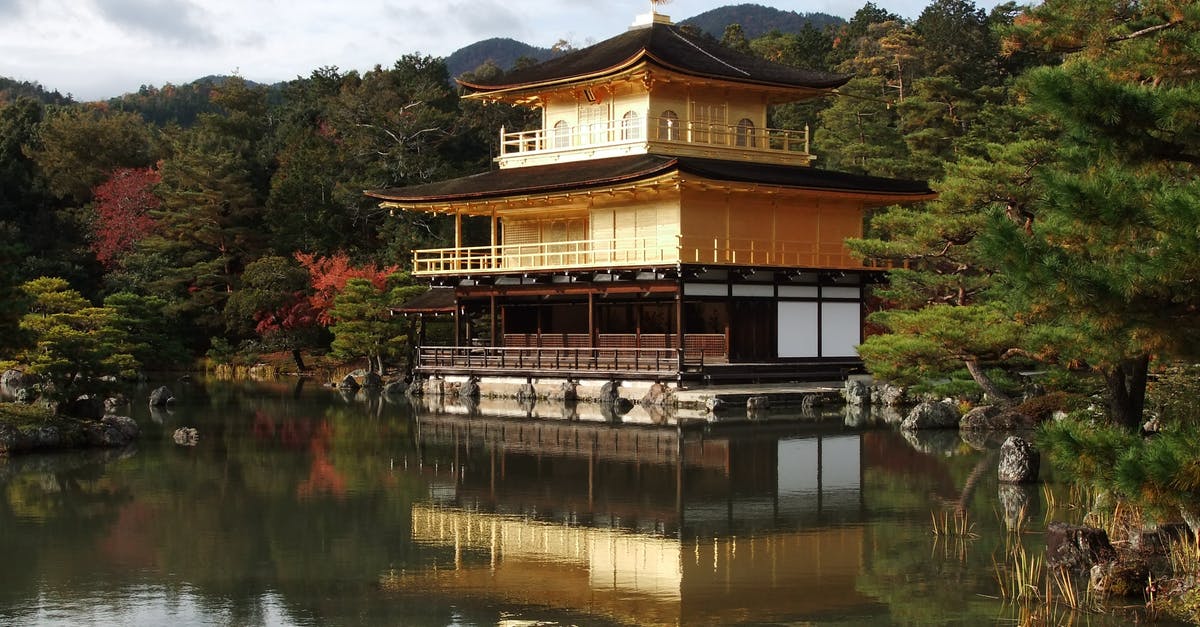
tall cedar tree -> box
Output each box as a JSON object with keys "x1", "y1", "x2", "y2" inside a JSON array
[
  {"x1": 146, "y1": 78, "x2": 272, "y2": 341},
  {"x1": 839, "y1": 0, "x2": 1042, "y2": 398}
]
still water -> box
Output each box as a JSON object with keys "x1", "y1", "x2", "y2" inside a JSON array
[{"x1": 0, "y1": 379, "x2": 1122, "y2": 625}]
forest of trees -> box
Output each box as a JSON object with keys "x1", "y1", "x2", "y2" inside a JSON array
[{"x1": 0, "y1": 0, "x2": 1196, "y2": 435}]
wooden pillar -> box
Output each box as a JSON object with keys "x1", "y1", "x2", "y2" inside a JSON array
[
  {"x1": 453, "y1": 294, "x2": 461, "y2": 347},
  {"x1": 675, "y1": 284, "x2": 683, "y2": 351},
  {"x1": 490, "y1": 209, "x2": 498, "y2": 270},
  {"x1": 455, "y1": 210, "x2": 462, "y2": 248},
  {"x1": 489, "y1": 294, "x2": 497, "y2": 347},
  {"x1": 634, "y1": 301, "x2": 642, "y2": 347},
  {"x1": 588, "y1": 291, "x2": 596, "y2": 348}
]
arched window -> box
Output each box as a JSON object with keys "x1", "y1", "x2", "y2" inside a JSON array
[
  {"x1": 735, "y1": 118, "x2": 756, "y2": 148},
  {"x1": 621, "y1": 111, "x2": 641, "y2": 140},
  {"x1": 552, "y1": 120, "x2": 570, "y2": 149},
  {"x1": 658, "y1": 110, "x2": 679, "y2": 141}
]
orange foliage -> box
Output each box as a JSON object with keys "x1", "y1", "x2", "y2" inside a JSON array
[{"x1": 294, "y1": 251, "x2": 398, "y2": 324}]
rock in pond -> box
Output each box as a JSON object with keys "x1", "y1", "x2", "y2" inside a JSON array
[
  {"x1": 1045, "y1": 521, "x2": 1117, "y2": 571},
  {"x1": 961, "y1": 405, "x2": 1034, "y2": 431},
  {"x1": 901, "y1": 401, "x2": 960, "y2": 430},
  {"x1": 842, "y1": 379, "x2": 871, "y2": 406},
  {"x1": 149, "y1": 386, "x2": 175, "y2": 407},
  {"x1": 173, "y1": 427, "x2": 199, "y2": 446},
  {"x1": 998, "y1": 436, "x2": 1040, "y2": 483}
]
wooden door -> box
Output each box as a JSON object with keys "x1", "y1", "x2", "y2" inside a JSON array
[{"x1": 729, "y1": 300, "x2": 774, "y2": 362}]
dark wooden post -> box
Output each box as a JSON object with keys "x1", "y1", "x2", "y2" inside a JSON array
[
  {"x1": 489, "y1": 294, "x2": 497, "y2": 347},
  {"x1": 588, "y1": 291, "x2": 596, "y2": 348}
]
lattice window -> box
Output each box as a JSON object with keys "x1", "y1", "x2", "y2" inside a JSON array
[
  {"x1": 621, "y1": 110, "x2": 641, "y2": 140},
  {"x1": 552, "y1": 120, "x2": 570, "y2": 148},
  {"x1": 735, "y1": 118, "x2": 756, "y2": 147},
  {"x1": 690, "y1": 103, "x2": 726, "y2": 143},
  {"x1": 658, "y1": 110, "x2": 679, "y2": 140}
]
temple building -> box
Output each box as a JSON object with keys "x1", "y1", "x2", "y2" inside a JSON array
[{"x1": 368, "y1": 9, "x2": 935, "y2": 384}]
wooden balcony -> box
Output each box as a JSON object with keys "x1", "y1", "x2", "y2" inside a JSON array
[
  {"x1": 497, "y1": 116, "x2": 812, "y2": 168},
  {"x1": 413, "y1": 235, "x2": 864, "y2": 276}
]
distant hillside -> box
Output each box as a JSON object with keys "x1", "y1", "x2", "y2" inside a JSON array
[
  {"x1": 445, "y1": 38, "x2": 555, "y2": 80},
  {"x1": 106, "y1": 75, "x2": 283, "y2": 127},
  {"x1": 0, "y1": 77, "x2": 72, "y2": 106},
  {"x1": 680, "y1": 3, "x2": 845, "y2": 39}
]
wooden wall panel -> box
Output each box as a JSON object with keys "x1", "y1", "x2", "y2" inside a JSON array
[
  {"x1": 728, "y1": 197, "x2": 773, "y2": 242},
  {"x1": 775, "y1": 201, "x2": 820, "y2": 243}
]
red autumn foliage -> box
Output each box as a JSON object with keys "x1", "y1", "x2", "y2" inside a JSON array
[
  {"x1": 294, "y1": 252, "x2": 398, "y2": 325},
  {"x1": 91, "y1": 166, "x2": 160, "y2": 267},
  {"x1": 254, "y1": 292, "x2": 319, "y2": 335}
]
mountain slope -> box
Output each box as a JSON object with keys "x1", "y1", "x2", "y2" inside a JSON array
[
  {"x1": 445, "y1": 38, "x2": 555, "y2": 80},
  {"x1": 680, "y1": 3, "x2": 845, "y2": 39}
]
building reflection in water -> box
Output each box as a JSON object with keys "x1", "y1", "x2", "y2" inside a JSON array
[{"x1": 388, "y1": 413, "x2": 878, "y2": 625}]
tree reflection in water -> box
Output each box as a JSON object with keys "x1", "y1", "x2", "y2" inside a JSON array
[{"x1": 0, "y1": 380, "x2": 1112, "y2": 625}]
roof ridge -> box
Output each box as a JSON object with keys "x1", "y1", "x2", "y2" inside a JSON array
[{"x1": 666, "y1": 26, "x2": 750, "y2": 77}]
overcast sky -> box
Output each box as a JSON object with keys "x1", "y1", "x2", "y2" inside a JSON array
[{"x1": 0, "y1": 0, "x2": 1008, "y2": 101}]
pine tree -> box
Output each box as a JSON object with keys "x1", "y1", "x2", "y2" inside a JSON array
[
  {"x1": 328, "y1": 274, "x2": 425, "y2": 375},
  {"x1": 18, "y1": 277, "x2": 137, "y2": 406},
  {"x1": 986, "y1": 0, "x2": 1200, "y2": 429}
]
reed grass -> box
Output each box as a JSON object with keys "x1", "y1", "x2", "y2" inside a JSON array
[
  {"x1": 994, "y1": 543, "x2": 1044, "y2": 602},
  {"x1": 209, "y1": 363, "x2": 281, "y2": 380},
  {"x1": 931, "y1": 509, "x2": 979, "y2": 538},
  {"x1": 1168, "y1": 533, "x2": 1200, "y2": 576},
  {"x1": 1049, "y1": 565, "x2": 1090, "y2": 611}
]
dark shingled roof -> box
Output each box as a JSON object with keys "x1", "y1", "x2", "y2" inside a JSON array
[
  {"x1": 392, "y1": 287, "x2": 456, "y2": 314},
  {"x1": 458, "y1": 21, "x2": 851, "y2": 92},
  {"x1": 366, "y1": 155, "x2": 935, "y2": 203}
]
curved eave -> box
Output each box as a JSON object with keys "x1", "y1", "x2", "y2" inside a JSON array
[
  {"x1": 365, "y1": 156, "x2": 679, "y2": 207},
  {"x1": 641, "y1": 50, "x2": 850, "y2": 91},
  {"x1": 458, "y1": 51, "x2": 648, "y2": 96},
  {"x1": 460, "y1": 51, "x2": 851, "y2": 102},
  {"x1": 366, "y1": 155, "x2": 937, "y2": 215}
]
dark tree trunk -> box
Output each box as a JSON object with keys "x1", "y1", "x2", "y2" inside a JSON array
[
  {"x1": 1105, "y1": 354, "x2": 1150, "y2": 431},
  {"x1": 964, "y1": 357, "x2": 1011, "y2": 404},
  {"x1": 291, "y1": 348, "x2": 307, "y2": 374},
  {"x1": 403, "y1": 318, "x2": 421, "y2": 380}
]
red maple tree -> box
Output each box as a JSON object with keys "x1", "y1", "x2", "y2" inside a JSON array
[
  {"x1": 91, "y1": 166, "x2": 160, "y2": 267},
  {"x1": 294, "y1": 252, "x2": 398, "y2": 324}
]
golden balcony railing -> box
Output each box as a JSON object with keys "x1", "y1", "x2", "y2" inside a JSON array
[
  {"x1": 499, "y1": 116, "x2": 810, "y2": 160},
  {"x1": 412, "y1": 235, "x2": 865, "y2": 275}
]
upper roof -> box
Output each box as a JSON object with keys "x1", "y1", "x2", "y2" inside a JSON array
[
  {"x1": 366, "y1": 155, "x2": 935, "y2": 204},
  {"x1": 457, "y1": 20, "x2": 851, "y2": 94}
]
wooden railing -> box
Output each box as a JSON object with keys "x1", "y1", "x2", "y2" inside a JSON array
[
  {"x1": 413, "y1": 235, "x2": 863, "y2": 275},
  {"x1": 499, "y1": 116, "x2": 809, "y2": 158},
  {"x1": 675, "y1": 236, "x2": 859, "y2": 269},
  {"x1": 503, "y1": 333, "x2": 727, "y2": 359},
  {"x1": 419, "y1": 346, "x2": 685, "y2": 374},
  {"x1": 414, "y1": 236, "x2": 676, "y2": 275},
  {"x1": 418, "y1": 333, "x2": 728, "y2": 374}
]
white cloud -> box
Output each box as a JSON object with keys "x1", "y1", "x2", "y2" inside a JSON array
[
  {"x1": 0, "y1": 0, "x2": 1011, "y2": 101},
  {"x1": 90, "y1": 0, "x2": 217, "y2": 46}
]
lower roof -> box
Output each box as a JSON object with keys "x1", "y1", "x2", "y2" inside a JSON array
[
  {"x1": 391, "y1": 287, "x2": 456, "y2": 315},
  {"x1": 366, "y1": 155, "x2": 935, "y2": 205}
]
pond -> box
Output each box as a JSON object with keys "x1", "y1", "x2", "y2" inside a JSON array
[{"x1": 0, "y1": 379, "x2": 1166, "y2": 625}]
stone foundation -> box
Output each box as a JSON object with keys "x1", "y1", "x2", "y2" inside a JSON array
[{"x1": 413, "y1": 375, "x2": 672, "y2": 404}]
